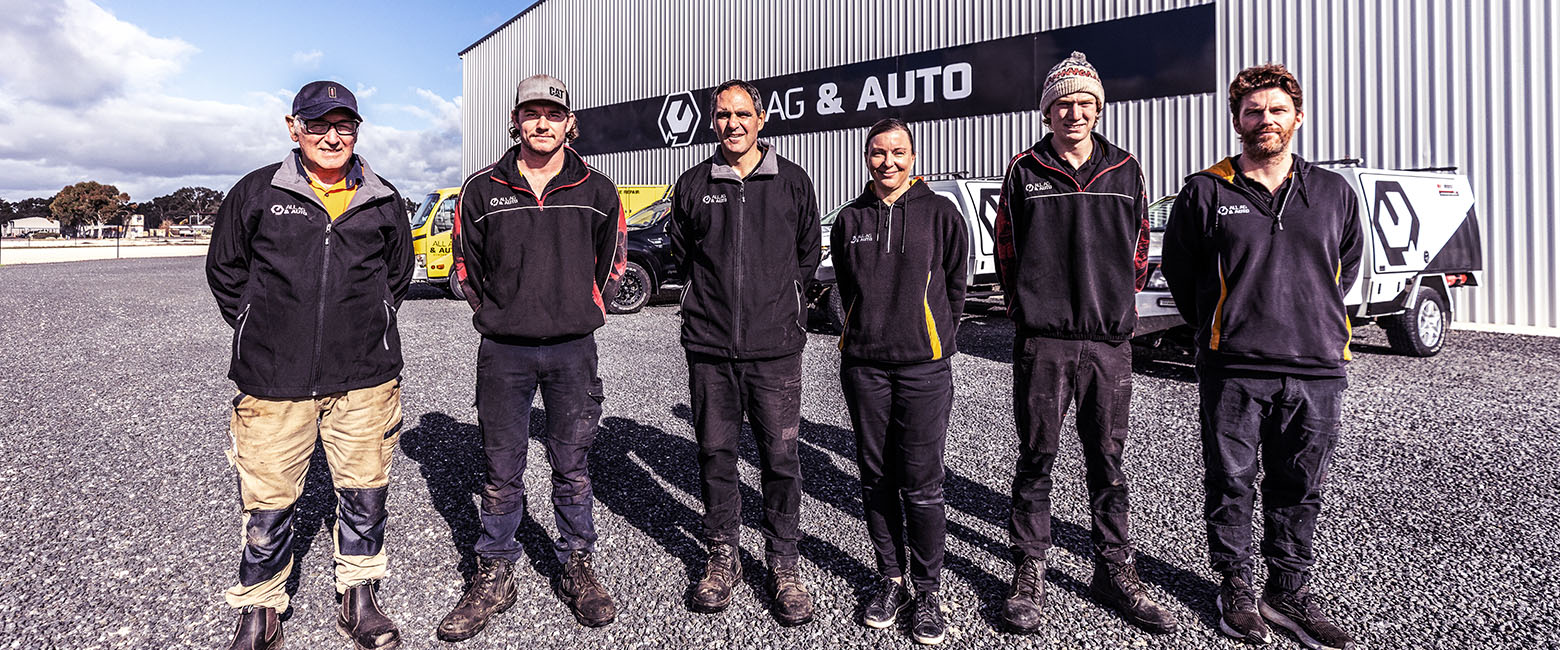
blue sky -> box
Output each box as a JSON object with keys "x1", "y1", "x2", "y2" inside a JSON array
[{"x1": 0, "y1": 0, "x2": 538, "y2": 201}]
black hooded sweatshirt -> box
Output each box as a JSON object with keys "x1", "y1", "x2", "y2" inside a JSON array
[
  {"x1": 1160, "y1": 155, "x2": 1363, "y2": 376},
  {"x1": 831, "y1": 180, "x2": 968, "y2": 363},
  {"x1": 452, "y1": 145, "x2": 628, "y2": 342},
  {"x1": 668, "y1": 143, "x2": 822, "y2": 359},
  {"x1": 994, "y1": 133, "x2": 1151, "y2": 341}
]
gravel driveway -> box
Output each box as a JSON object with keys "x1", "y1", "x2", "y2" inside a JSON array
[{"x1": 0, "y1": 257, "x2": 1554, "y2": 649}]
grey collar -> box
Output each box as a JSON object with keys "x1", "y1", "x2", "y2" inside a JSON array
[
  {"x1": 270, "y1": 151, "x2": 394, "y2": 216},
  {"x1": 710, "y1": 141, "x2": 779, "y2": 182}
]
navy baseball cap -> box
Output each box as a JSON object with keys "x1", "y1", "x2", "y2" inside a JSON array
[{"x1": 292, "y1": 81, "x2": 361, "y2": 120}]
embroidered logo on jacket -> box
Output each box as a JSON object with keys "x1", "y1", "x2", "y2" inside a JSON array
[
  {"x1": 270, "y1": 204, "x2": 307, "y2": 216},
  {"x1": 1025, "y1": 180, "x2": 1054, "y2": 192},
  {"x1": 850, "y1": 233, "x2": 876, "y2": 245},
  {"x1": 490, "y1": 196, "x2": 520, "y2": 207},
  {"x1": 702, "y1": 194, "x2": 728, "y2": 204},
  {"x1": 1217, "y1": 204, "x2": 1252, "y2": 216}
]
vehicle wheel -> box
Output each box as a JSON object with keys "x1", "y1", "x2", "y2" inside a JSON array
[
  {"x1": 608, "y1": 261, "x2": 652, "y2": 314},
  {"x1": 1382, "y1": 286, "x2": 1448, "y2": 357},
  {"x1": 447, "y1": 271, "x2": 464, "y2": 301}
]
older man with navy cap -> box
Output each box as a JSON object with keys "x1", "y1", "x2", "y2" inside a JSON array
[{"x1": 207, "y1": 80, "x2": 412, "y2": 650}]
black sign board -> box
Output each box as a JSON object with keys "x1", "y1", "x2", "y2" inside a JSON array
[{"x1": 570, "y1": 5, "x2": 1215, "y2": 156}]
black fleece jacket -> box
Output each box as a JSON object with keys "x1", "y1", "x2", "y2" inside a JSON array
[
  {"x1": 206, "y1": 152, "x2": 412, "y2": 398},
  {"x1": 668, "y1": 143, "x2": 821, "y2": 359},
  {"x1": 1161, "y1": 155, "x2": 1363, "y2": 376},
  {"x1": 994, "y1": 133, "x2": 1151, "y2": 341},
  {"x1": 453, "y1": 145, "x2": 627, "y2": 342},
  {"x1": 831, "y1": 180, "x2": 968, "y2": 363}
]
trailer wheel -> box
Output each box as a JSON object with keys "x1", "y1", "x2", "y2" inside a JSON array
[
  {"x1": 608, "y1": 261, "x2": 652, "y2": 314},
  {"x1": 447, "y1": 271, "x2": 464, "y2": 301},
  {"x1": 1382, "y1": 286, "x2": 1448, "y2": 357}
]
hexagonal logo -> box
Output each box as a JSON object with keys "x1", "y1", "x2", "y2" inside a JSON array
[{"x1": 658, "y1": 91, "x2": 701, "y2": 148}]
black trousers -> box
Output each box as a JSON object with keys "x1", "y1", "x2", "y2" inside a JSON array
[
  {"x1": 474, "y1": 334, "x2": 604, "y2": 565},
  {"x1": 840, "y1": 357, "x2": 951, "y2": 594},
  {"x1": 1010, "y1": 334, "x2": 1135, "y2": 564},
  {"x1": 687, "y1": 351, "x2": 804, "y2": 561},
  {"x1": 1198, "y1": 368, "x2": 1347, "y2": 593}
]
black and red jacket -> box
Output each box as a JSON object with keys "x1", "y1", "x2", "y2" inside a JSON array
[
  {"x1": 453, "y1": 145, "x2": 627, "y2": 342},
  {"x1": 206, "y1": 152, "x2": 412, "y2": 398},
  {"x1": 994, "y1": 133, "x2": 1151, "y2": 341},
  {"x1": 668, "y1": 143, "x2": 822, "y2": 359},
  {"x1": 1161, "y1": 155, "x2": 1363, "y2": 376},
  {"x1": 831, "y1": 180, "x2": 968, "y2": 363}
]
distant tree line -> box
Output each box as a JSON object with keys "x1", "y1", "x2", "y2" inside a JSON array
[{"x1": 1, "y1": 182, "x2": 226, "y2": 236}]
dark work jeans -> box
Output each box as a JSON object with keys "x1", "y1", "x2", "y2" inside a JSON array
[
  {"x1": 840, "y1": 357, "x2": 951, "y2": 594},
  {"x1": 1010, "y1": 334, "x2": 1135, "y2": 564},
  {"x1": 687, "y1": 351, "x2": 804, "y2": 562},
  {"x1": 474, "y1": 334, "x2": 605, "y2": 565},
  {"x1": 1198, "y1": 368, "x2": 1347, "y2": 593}
]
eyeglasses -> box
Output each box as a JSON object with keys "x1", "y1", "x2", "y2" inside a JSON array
[{"x1": 297, "y1": 118, "x2": 361, "y2": 136}]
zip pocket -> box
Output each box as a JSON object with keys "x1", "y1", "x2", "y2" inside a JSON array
[
  {"x1": 234, "y1": 304, "x2": 252, "y2": 360},
  {"x1": 679, "y1": 277, "x2": 694, "y2": 309},
  {"x1": 381, "y1": 300, "x2": 395, "y2": 350},
  {"x1": 794, "y1": 280, "x2": 804, "y2": 330}
]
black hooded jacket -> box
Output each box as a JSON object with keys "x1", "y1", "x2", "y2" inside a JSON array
[
  {"x1": 668, "y1": 143, "x2": 821, "y2": 359},
  {"x1": 452, "y1": 145, "x2": 628, "y2": 342},
  {"x1": 206, "y1": 152, "x2": 412, "y2": 398},
  {"x1": 993, "y1": 133, "x2": 1151, "y2": 341},
  {"x1": 831, "y1": 180, "x2": 968, "y2": 363},
  {"x1": 1160, "y1": 155, "x2": 1364, "y2": 376}
]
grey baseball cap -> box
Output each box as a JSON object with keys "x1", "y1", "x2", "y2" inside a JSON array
[{"x1": 514, "y1": 74, "x2": 570, "y2": 111}]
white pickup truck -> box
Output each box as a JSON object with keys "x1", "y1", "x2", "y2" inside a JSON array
[{"x1": 1136, "y1": 160, "x2": 1484, "y2": 357}]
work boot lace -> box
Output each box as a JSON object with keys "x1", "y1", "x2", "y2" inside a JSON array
[
  {"x1": 704, "y1": 544, "x2": 739, "y2": 584},
  {"x1": 566, "y1": 553, "x2": 604, "y2": 594},
  {"x1": 1012, "y1": 556, "x2": 1044, "y2": 598}
]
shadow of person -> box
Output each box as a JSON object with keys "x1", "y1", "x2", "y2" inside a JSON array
[
  {"x1": 281, "y1": 440, "x2": 337, "y2": 611},
  {"x1": 954, "y1": 314, "x2": 1015, "y2": 364},
  {"x1": 397, "y1": 411, "x2": 485, "y2": 580},
  {"x1": 1130, "y1": 346, "x2": 1200, "y2": 383},
  {"x1": 403, "y1": 283, "x2": 456, "y2": 301}
]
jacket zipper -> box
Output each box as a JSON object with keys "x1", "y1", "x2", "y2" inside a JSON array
[
  {"x1": 234, "y1": 304, "x2": 252, "y2": 360},
  {"x1": 310, "y1": 221, "x2": 332, "y2": 396},
  {"x1": 734, "y1": 182, "x2": 745, "y2": 352}
]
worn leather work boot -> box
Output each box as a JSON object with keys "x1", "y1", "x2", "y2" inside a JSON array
[
  {"x1": 226, "y1": 605, "x2": 282, "y2": 650},
  {"x1": 769, "y1": 559, "x2": 814, "y2": 626},
  {"x1": 689, "y1": 542, "x2": 742, "y2": 613},
  {"x1": 336, "y1": 579, "x2": 401, "y2": 650},
  {"x1": 556, "y1": 550, "x2": 617, "y2": 627},
  {"x1": 437, "y1": 557, "x2": 518, "y2": 642},
  {"x1": 1090, "y1": 559, "x2": 1179, "y2": 634},
  {"x1": 1002, "y1": 555, "x2": 1046, "y2": 633}
]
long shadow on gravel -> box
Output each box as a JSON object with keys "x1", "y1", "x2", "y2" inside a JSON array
[
  {"x1": 955, "y1": 314, "x2": 1015, "y2": 365},
  {"x1": 282, "y1": 440, "x2": 339, "y2": 606},
  {"x1": 599, "y1": 408, "x2": 878, "y2": 620}
]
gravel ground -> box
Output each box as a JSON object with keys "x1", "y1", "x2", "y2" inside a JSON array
[{"x1": 0, "y1": 256, "x2": 1555, "y2": 649}]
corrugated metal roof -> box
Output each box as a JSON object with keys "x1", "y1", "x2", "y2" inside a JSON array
[{"x1": 458, "y1": 1, "x2": 548, "y2": 57}]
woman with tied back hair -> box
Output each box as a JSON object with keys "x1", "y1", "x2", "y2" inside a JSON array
[{"x1": 830, "y1": 118, "x2": 968, "y2": 645}]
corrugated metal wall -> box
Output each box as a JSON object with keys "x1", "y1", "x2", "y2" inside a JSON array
[{"x1": 462, "y1": 0, "x2": 1559, "y2": 334}]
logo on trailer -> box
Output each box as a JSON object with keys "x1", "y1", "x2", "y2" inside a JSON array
[
  {"x1": 658, "y1": 91, "x2": 701, "y2": 147},
  {"x1": 1437, "y1": 183, "x2": 1459, "y2": 197},
  {"x1": 1372, "y1": 180, "x2": 1421, "y2": 268}
]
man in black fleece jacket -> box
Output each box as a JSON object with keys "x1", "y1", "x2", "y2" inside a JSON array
[
  {"x1": 668, "y1": 79, "x2": 821, "y2": 626},
  {"x1": 1161, "y1": 64, "x2": 1361, "y2": 650},
  {"x1": 440, "y1": 75, "x2": 627, "y2": 638},
  {"x1": 993, "y1": 52, "x2": 1175, "y2": 635}
]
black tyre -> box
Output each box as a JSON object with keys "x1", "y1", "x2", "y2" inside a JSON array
[
  {"x1": 1382, "y1": 286, "x2": 1448, "y2": 357},
  {"x1": 446, "y1": 271, "x2": 464, "y2": 301},
  {"x1": 608, "y1": 261, "x2": 652, "y2": 314}
]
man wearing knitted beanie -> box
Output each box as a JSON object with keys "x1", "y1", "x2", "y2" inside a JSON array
[{"x1": 994, "y1": 52, "x2": 1175, "y2": 635}]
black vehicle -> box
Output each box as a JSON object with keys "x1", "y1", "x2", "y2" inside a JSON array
[{"x1": 609, "y1": 199, "x2": 679, "y2": 314}]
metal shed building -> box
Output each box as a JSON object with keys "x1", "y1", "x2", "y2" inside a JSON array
[{"x1": 461, "y1": 0, "x2": 1559, "y2": 336}]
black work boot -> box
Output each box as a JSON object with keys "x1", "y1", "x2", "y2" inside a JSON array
[
  {"x1": 437, "y1": 556, "x2": 518, "y2": 642},
  {"x1": 689, "y1": 542, "x2": 742, "y2": 613},
  {"x1": 768, "y1": 558, "x2": 814, "y2": 626},
  {"x1": 226, "y1": 605, "x2": 282, "y2": 650},
  {"x1": 1217, "y1": 571, "x2": 1272, "y2": 644},
  {"x1": 556, "y1": 550, "x2": 617, "y2": 627},
  {"x1": 861, "y1": 575, "x2": 909, "y2": 629},
  {"x1": 1090, "y1": 559, "x2": 1178, "y2": 634},
  {"x1": 1001, "y1": 555, "x2": 1046, "y2": 633},
  {"x1": 336, "y1": 580, "x2": 401, "y2": 650},
  {"x1": 1260, "y1": 586, "x2": 1355, "y2": 650}
]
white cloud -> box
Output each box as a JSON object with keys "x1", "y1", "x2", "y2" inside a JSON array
[
  {"x1": 291, "y1": 49, "x2": 323, "y2": 67},
  {"x1": 0, "y1": 0, "x2": 461, "y2": 202},
  {"x1": 355, "y1": 84, "x2": 379, "y2": 99}
]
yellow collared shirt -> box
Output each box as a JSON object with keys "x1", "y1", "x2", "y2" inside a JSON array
[{"x1": 309, "y1": 176, "x2": 357, "y2": 220}]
